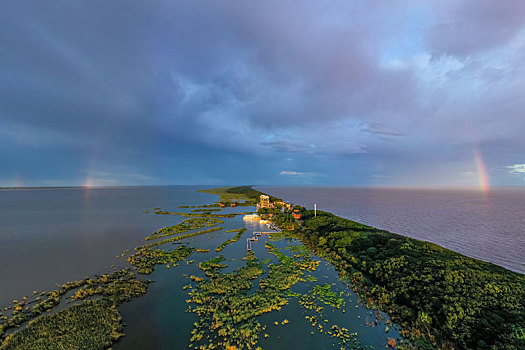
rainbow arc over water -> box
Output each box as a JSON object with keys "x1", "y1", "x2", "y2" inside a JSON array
[{"x1": 474, "y1": 148, "x2": 489, "y2": 192}]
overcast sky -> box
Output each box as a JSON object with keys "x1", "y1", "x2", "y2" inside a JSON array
[{"x1": 1, "y1": 0, "x2": 525, "y2": 187}]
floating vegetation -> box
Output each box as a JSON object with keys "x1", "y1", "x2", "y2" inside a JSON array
[
  {"x1": 154, "y1": 211, "x2": 236, "y2": 218},
  {"x1": 198, "y1": 255, "x2": 228, "y2": 273},
  {"x1": 195, "y1": 249, "x2": 210, "y2": 253},
  {"x1": 178, "y1": 204, "x2": 221, "y2": 208},
  {"x1": 303, "y1": 310, "x2": 365, "y2": 348},
  {"x1": 0, "y1": 268, "x2": 148, "y2": 348},
  {"x1": 309, "y1": 284, "x2": 345, "y2": 308},
  {"x1": 0, "y1": 300, "x2": 123, "y2": 350},
  {"x1": 187, "y1": 254, "x2": 270, "y2": 349},
  {"x1": 260, "y1": 243, "x2": 319, "y2": 291},
  {"x1": 71, "y1": 269, "x2": 148, "y2": 305},
  {"x1": 145, "y1": 218, "x2": 223, "y2": 241},
  {"x1": 215, "y1": 228, "x2": 247, "y2": 252},
  {"x1": 0, "y1": 279, "x2": 93, "y2": 339},
  {"x1": 191, "y1": 209, "x2": 222, "y2": 212},
  {"x1": 298, "y1": 283, "x2": 353, "y2": 347},
  {"x1": 128, "y1": 246, "x2": 194, "y2": 274},
  {"x1": 186, "y1": 240, "x2": 324, "y2": 349},
  {"x1": 139, "y1": 227, "x2": 223, "y2": 250}
]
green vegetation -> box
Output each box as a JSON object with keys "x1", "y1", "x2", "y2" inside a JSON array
[
  {"x1": 198, "y1": 186, "x2": 280, "y2": 203},
  {"x1": 154, "y1": 210, "x2": 236, "y2": 218},
  {"x1": 71, "y1": 269, "x2": 148, "y2": 305},
  {"x1": 309, "y1": 283, "x2": 345, "y2": 308},
  {"x1": 191, "y1": 208, "x2": 222, "y2": 212},
  {"x1": 198, "y1": 255, "x2": 228, "y2": 272},
  {"x1": 179, "y1": 204, "x2": 221, "y2": 208},
  {"x1": 295, "y1": 209, "x2": 525, "y2": 349},
  {"x1": 145, "y1": 218, "x2": 223, "y2": 241},
  {"x1": 0, "y1": 301, "x2": 123, "y2": 350},
  {"x1": 215, "y1": 228, "x2": 247, "y2": 252},
  {"x1": 257, "y1": 204, "x2": 303, "y2": 230},
  {"x1": 187, "y1": 242, "x2": 320, "y2": 349},
  {"x1": 188, "y1": 254, "x2": 266, "y2": 348},
  {"x1": 139, "y1": 227, "x2": 223, "y2": 250},
  {"x1": 128, "y1": 246, "x2": 195, "y2": 274},
  {"x1": 0, "y1": 279, "x2": 92, "y2": 338},
  {"x1": 0, "y1": 269, "x2": 148, "y2": 348}
]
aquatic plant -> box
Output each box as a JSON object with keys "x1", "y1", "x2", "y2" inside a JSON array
[
  {"x1": 154, "y1": 211, "x2": 237, "y2": 218},
  {"x1": 191, "y1": 209, "x2": 222, "y2": 212},
  {"x1": 128, "y1": 246, "x2": 195, "y2": 274},
  {"x1": 71, "y1": 270, "x2": 148, "y2": 305},
  {"x1": 309, "y1": 284, "x2": 345, "y2": 308},
  {"x1": 215, "y1": 228, "x2": 247, "y2": 252},
  {"x1": 145, "y1": 218, "x2": 223, "y2": 241},
  {"x1": 178, "y1": 204, "x2": 221, "y2": 208},
  {"x1": 186, "y1": 241, "x2": 325, "y2": 350},
  {"x1": 139, "y1": 227, "x2": 223, "y2": 250},
  {"x1": 0, "y1": 301, "x2": 123, "y2": 350},
  {"x1": 0, "y1": 268, "x2": 148, "y2": 347}
]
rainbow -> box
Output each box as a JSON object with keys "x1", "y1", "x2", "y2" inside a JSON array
[
  {"x1": 82, "y1": 123, "x2": 106, "y2": 189},
  {"x1": 474, "y1": 148, "x2": 489, "y2": 192},
  {"x1": 83, "y1": 177, "x2": 94, "y2": 188}
]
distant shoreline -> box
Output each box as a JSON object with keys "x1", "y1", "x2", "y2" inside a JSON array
[
  {"x1": 0, "y1": 185, "x2": 183, "y2": 190},
  {"x1": 0, "y1": 186, "x2": 84, "y2": 190},
  {"x1": 3, "y1": 184, "x2": 525, "y2": 191}
]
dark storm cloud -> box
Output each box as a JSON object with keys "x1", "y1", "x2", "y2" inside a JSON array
[
  {"x1": 427, "y1": 0, "x2": 525, "y2": 57},
  {"x1": 360, "y1": 123, "x2": 405, "y2": 137},
  {"x1": 1, "y1": 0, "x2": 525, "y2": 186}
]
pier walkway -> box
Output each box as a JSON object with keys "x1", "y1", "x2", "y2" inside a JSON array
[{"x1": 246, "y1": 224, "x2": 282, "y2": 252}]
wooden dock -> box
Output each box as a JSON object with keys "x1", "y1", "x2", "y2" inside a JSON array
[{"x1": 246, "y1": 226, "x2": 282, "y2": 252}]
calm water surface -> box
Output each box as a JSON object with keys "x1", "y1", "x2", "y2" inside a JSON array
[
  {"x1": 258, "y1": 186, "x2": 525, "y2": 274},
  {"x1": 0, "y1": 186, "x2": 211, "y2": 306}
]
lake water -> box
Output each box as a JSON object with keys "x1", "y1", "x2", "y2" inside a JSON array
[
  {"x1": 0, "y1": 186, "x2": 401, "y2": 349},
  {"x1": 0, "y1": 186, "x2": 211, "y2": 306},
  {"x1": 258, "y1": 186, "x2": 525, "y2": 274}
]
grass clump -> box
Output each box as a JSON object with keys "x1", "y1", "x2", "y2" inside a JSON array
[
  {"x1": 215, "y1": 228, "x2": 247, "y2": 252},
  {"x1": 309, "y1": 284, "x2": 345, "y2": 308},
  {"x1": 145, "y1": 218, "x2": 223, "y2": 241},
  {"x1": 154, "y1": 211, "x2": 236, "y2": 218},
  {"x1": 0, "y1": 300, "x2": 123, "y2": 350},
  {"x1": 128, "y1": 246, "x2": 195, "y2": 274},
  {"x1": 191, "y1": 208, "x2": 222, "y2": 212},
  {"x1": 71, "y1": 269, "x2": 148, "y2": 305},
  {"x1": 139, "y1": 227, "x2": 223, "y2": 250},
  {"x1": 178, "y1": 204, "x2": 221, "y2": 208},
  {"x1": 187, "y1": 243, "x2": 320, "y2": 349}
]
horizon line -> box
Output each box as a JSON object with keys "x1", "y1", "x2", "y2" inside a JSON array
[{"x1": 1, "y1": 184, "x2": 525, "y2": 190}]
